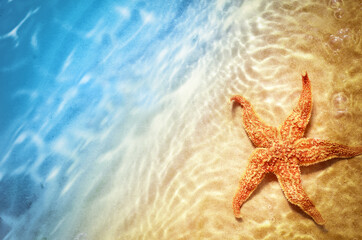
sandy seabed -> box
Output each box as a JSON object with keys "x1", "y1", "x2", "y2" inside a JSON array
[{"x1": 2, "y1": 0, "x2": 361, "y2": 239}]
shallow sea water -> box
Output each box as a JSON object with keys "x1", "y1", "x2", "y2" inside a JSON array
[{"x1": 0, "y1": 0, "x2": 361, "y2": 239}]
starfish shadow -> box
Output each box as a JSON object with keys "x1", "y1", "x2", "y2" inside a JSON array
[
  {"x1": 230, "y1": 101, "x2": 239, "y2": 115},
  {"x1": 248, "y1": 165, "x2": 334, "y2": 232},
  {"x1": 286, "y1": 202, "x2": 328, "y2": 231},
  {"x1": 294, "y1": 158, "x2": 343, "y2": 232},
  {"x1": 253, "y1": 173, "x2": 278, "y2": 197},
  {"x1": 240, "y1": 173, "x2": 278, "y2": 205},
  {"x1": 301, "y1": 158, "x2": 340, "y2": 175}
]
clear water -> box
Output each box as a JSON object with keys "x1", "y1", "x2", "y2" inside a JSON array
[{"x1": 0, "y1": 0, "x2": 361, "y2": 239}]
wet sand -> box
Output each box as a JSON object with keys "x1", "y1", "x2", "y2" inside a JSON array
[{"x1": 2, "y1": 0, "x2": 361, "y2": 239}]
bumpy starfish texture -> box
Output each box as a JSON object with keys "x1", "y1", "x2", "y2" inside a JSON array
[{"x1": 230, "y1": 73, "x2": 362, "y2": 225}]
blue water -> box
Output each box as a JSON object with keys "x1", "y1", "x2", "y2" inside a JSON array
[
  {"x1": 0, "y1": 0, "x2": 250, "y2": 238},
  {"x1": 2, "y1": 0, "x2": 362, "y2": 239}
]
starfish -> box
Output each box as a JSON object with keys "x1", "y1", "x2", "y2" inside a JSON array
[{"x1": 230, "y1": 73, "x2": 362, "y2": 225}]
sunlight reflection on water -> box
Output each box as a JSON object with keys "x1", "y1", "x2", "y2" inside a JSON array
[{"x1": 0, "y1": 0, "x2": 361, "y2": 239}]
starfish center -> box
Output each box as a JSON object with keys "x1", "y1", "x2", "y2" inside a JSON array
[{"x1": 263, "y1": 141, "x2": 297, "y2": 172}]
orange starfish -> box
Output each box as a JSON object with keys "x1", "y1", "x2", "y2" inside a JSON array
[{"x1": 230, "y1": 73, "x2": 362, "y2": 225}]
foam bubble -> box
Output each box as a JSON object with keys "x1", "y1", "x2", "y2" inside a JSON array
[
  {"x1": 332, "y1": 92, "x2": 349, "y2": 117},
  {"x1": 333, "y1": 8, "x2": 344, "y2": 19},
  {"x1": 327, "y1": 28, "x2": 359, "y2": 51},
  {"x1": 328, "y1": 0, "x2": 344, "y2": 9}
]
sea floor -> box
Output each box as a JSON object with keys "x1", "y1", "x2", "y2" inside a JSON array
[{"x1": 0, "y1": 0, "x2": 361, "y2": 239}]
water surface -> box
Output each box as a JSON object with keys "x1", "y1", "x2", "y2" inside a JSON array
[{"x1": 0, "y1": 0, "x2": 361, "y2": 239}]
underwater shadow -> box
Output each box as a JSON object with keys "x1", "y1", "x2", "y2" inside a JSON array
[
  {"x1": 301, "y1": 158, "x2": 341, "y2": 175},
  {"x1": 287, "y1": 202, "x2": 328, "y2": 232},
  {"x1": 248, "y1": 173, "x2": 278, "y2": 202}
]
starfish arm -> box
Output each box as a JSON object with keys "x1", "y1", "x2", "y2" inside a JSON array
[
  {"x1": 280, "y1": 73, "x2": 312, "y2": 143},
  {"x1": 231, "y1": 95, "x2": 278, "y2": 148},
  {"x1": 233, "y1": 148, "x2": 268, "y2": 218},
  {"x1": 294, "y1": 138, "x2": 362, "y2": 166},
  {"x1": 275, "y1": 164, "x2": 325, "y2": 225}
]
